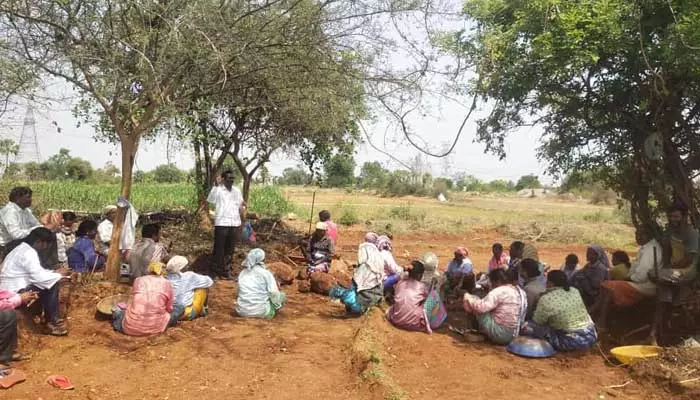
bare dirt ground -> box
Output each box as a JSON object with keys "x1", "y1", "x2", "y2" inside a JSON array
[{"x1": 2, "y1": 224, "x2": 673, "y2": 400}]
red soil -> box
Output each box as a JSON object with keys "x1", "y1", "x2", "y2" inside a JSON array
[{"x1": 2, "y1": 226, "x2": 669, "y2": 399}]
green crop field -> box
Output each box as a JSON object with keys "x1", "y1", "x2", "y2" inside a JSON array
[{"x1": 0, "y1": 181, "x2": 296, "y2": 217}]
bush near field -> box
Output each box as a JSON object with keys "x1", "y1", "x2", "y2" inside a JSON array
[{"x1": 0, "y1": 182, "x2": 296, "y2": 218}]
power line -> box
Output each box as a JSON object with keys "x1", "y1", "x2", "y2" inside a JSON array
[{"x1": 379, "y1": 90, "x2": 479, "y2": 158}]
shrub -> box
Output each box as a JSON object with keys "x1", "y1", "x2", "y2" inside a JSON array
[
  {"x1": 248, "y1": 186, "x2": 295, "y2": 218},
  {"x1": 590, "y1": 187, "x2": 617, "y2": 205},
  {"x1": 339, "y1": 209, "x2": 359, "y2": 226},
  {"x1": 582, "y1": 210, "x2": 607, "y2": 223},
  {"x1": 389, "y1": 204, "x2": 426, "y2": 223}
]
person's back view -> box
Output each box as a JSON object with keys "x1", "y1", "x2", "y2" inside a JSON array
[{"x1": 387, "y1": 261, "x2": 429, "y2": 332}]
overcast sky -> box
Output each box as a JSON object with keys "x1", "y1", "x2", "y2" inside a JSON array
[{"x1": 0, "y1": 2, "x2": 549, "y2": 184}]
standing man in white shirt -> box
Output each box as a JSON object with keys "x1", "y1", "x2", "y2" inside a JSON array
[
  {"x1": 0, "y1": 187, "x2": 59, "y2": 269},
  {"x1": 207, "y1": 169, "x2": 246, "y2": 280}
]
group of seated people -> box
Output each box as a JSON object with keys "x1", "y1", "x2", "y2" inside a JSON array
[
  {"x1": 311, "y1": 203, "x2": 698, "y2": 353},
  {"x1": 0, "y1": 192, "x2": 696, "y2": 365}
]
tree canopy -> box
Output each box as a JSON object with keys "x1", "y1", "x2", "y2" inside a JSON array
[
  {"x1": 444, "y1": 0, "x2": 700, "y2": 231},
  {"x1": 515, "y1": 175, "x2": 542, "y2": 191},
  {"x1": 324, "y1": 153, "x2": 356, "y2": 188}
]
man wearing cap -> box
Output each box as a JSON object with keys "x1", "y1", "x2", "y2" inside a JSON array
[
  {"x1": 306, "y1": 222, "x2": 335, "y2": 273},
  {"x1": 207, "y1": 169, "x2": 246, "y2": 280}
]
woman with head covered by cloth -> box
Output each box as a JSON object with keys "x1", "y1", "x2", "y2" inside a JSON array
[
  {"x1": 306, "y1": 222, "x2": 335, "y2": 273},
  {"x1": 572, "y1": 245, "x2": 610, "y2": 308},
  {"x1": 329, "y1": 234, "x2": 384, "y2": 315},
  {"x1": 236, "y1": 249, "x2": 286, "y2": 319},
  {"x1": 111, "y1": 262, "x2": 183, "y2": 336}
]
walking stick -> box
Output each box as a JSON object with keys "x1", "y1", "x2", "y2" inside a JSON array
[
  {"x1": 308, "y1": 191, "x2": 316, "y2": 235},
  {"x1": 84, "y1": 250, "x2": 101, "y2": 286}
]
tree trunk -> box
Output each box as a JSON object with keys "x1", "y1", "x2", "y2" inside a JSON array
[
  {"x1": 105, "y1": 136, "x2": 138, "y2": 281},
  {"x1": 193, "y1": 138, "x2": 213, "y2": 231},
  {"x1": 242, "y1": 173, "x2": 252, "y2": 203}
]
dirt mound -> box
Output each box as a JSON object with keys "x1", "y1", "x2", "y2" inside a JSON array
[
  {"x1": 297, "y1": 268, "x2": 310, "y2": 280},
  {"x1": 330, "y1": 269, "x2": 352, "y2": 288},
  {"x1": 631, "y1": 347, "x2": 700, "y2": 397},
  {"x1": 190, "y1": 253, "x2": 213, "y2": 274},
  {"x1": 348, "y1": 308, "x2": 403, "y2": 399},
  {"x1": 298, "y1": 279, "x2": 311, "y2": 293},
  {"x1": 268, "y1": 262, "x2": 296, "y2": 285},
  {"x1": 310, "y1": 272, "x2": 337, "y2": 295}
]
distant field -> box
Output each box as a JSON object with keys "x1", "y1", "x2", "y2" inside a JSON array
[
  {"x1": 1, "y1": 182, "x2": 635, "y2": 249},
  {"x1": 285, "y1": 187, "x2": 636, "y2": 250}
]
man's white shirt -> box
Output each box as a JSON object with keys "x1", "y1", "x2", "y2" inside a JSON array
[{"x1": 207, "y1": 185, "x2": 243, "y2": 227}]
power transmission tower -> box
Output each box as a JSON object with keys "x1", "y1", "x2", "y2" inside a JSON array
[{"x1": 15, "y1": 105, "x2": 41, "y2": 164}]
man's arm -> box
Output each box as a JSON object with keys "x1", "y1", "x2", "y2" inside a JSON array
[
  {"x1": 206, "y1": 187, "x2": 218, "y2": 205},
  {"x1": 26, "y1": 210, "x2": 41, "y2": 229}
]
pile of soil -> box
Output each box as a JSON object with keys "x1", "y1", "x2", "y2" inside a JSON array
[
  {"x1": 310, "y1": 272, "x2": 337, "y2": 295},
  {"x1": 631, "y1": 347, "x2": 700, "y2": 397},
  {"x1": 330, "y1": 270, "x2": 352, "y2": 288},
  {"x1": 267, "y1": 262, "x2": 296, "y2": 285}
]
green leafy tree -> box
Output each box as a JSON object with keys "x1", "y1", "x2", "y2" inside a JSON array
[
  {"x1": 444, "y1": 0, "x2": 700, "y2": 231},
  {"x1": 515, "y1": 175, "x2": 542, "y2": 191},
  {"x1": 133, "y1": 170, "x2": 152, "y2": 184},
  {"x1": 358, "y1": 161, "x2": 389, "y2": 189},
  {"x1": 3, "y1": 163, "x2": 21, "y2": 180},
  {"x1": 23, "y1": 162, "x2": 48, "y2": 181},
  {"x1": 455, "y1": 175, "x2": 483, "y2": 192},
  {"x1": 324, "y1": 153, "x2": 356, "y2": 188},
  {"x1": 277, "y1": 167, "x2": 311, "y2": 186},
  {"x1": 486, "y1": 180, "x2": 515, "y2": 193},
  {"x1": 0, "y1": 0, "x2": 232, "y2": 279},
  {"x1": 0, "y1": 139, "x2": 19, "y2": 170},
  {"x1": 65, "y1": 157, "x2": 94, "y2": 181},
  {"x1": 152, "y1": 164, "x2": 185, "y2": 184},
  {"x1": 432, "y1": 177, "x2": 453, "y2": 197},
  {"x1": 257, "y1": 165, "x2": 270, "y2": 185},
  {"x1": 43, "y1": 148, "x2": 72, "y2": 180}
]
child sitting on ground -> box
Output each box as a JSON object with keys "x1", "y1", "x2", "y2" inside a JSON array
[
  {"x1": 488, "y1": 243, "x2": 510, "y2": 271},
  {"x1": 56, "y1": 211, "x2": 77, "y2": 265},
  {"x1": 610, "y1": 250, "x2": 631, "y2": 281},
  {"x1": 560, "y1": 254, "x2": 579, "y2": 283}
]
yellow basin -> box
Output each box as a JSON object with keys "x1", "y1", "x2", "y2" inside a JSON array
[
  {"x1": 610, "y1": 345, "x2": 662, "y2": 365},
  {"x1": 96, "y1": 294, "x2": 130, "y2": 315}
]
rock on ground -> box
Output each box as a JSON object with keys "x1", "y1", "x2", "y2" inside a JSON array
[
  {"x1": 329, "y1": 269, "x2": 352, "y2": 289},
  {"x1": 310, "y1": 272, "x2": 337, "y2": 295},
  {"x1": 297, "y1": 279, "x2": 311, "y2": 293},
  {"x1": 267, "y1": 262, "x2": 296, "y2": 285}
]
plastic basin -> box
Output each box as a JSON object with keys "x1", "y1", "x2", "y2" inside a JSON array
[
  {"x1": 610, "y1": 345, "x2": 662, "y2": 365},
  {"x1": 96, "y1": 294, "x2": 130, "y2": 316}
]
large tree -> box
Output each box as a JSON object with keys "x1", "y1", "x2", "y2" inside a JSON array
[
  {"x1": 171, "y1": 0, "x2": 365, "y2": 215},
  {"x1": 0, "y1": 0, "x2": 238, "y2": 279},
  {"x1": 444, "y1": 0, "x2": 700, "y2": 232}
]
